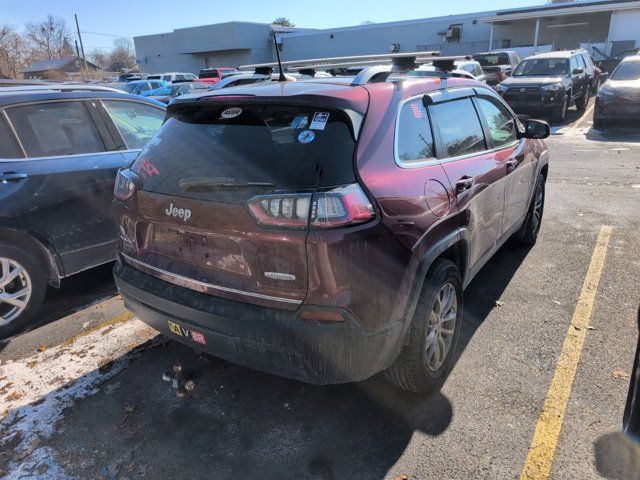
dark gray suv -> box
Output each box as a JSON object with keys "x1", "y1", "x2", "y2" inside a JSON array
[
  {"x1": 0, "y1": 85, "x2": 165, "y2": 336},
  {"x1": 496, "y1": 50, "x2": 593, "y2": 122}
]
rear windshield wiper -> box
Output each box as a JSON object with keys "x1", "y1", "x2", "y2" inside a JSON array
[{"x1": 179, "y1": 177, "x2": 275, "y2": 192}]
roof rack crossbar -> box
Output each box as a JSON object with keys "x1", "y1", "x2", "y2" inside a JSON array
[{"x1": 240, "y1": 50, "x2": 443, "y2": 71}]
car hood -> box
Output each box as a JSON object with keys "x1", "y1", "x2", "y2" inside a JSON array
[
  {"x1": 602, "y1": 80, "x2": 640, "y2": 100},
  {"x1": 501, "y1": 76, "x2": 564, "y2": 87}
]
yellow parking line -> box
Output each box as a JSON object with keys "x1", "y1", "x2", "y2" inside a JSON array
[
  {"x1": 565, "y1": 101, "x2": 595, "y2": 135},
  {"x1": 520, "y1": 225, "x2": 612, "y2": 480}
]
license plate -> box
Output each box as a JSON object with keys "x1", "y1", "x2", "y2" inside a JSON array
[{"x1": 167, "y1": 320, "x2": 207, "y2": 346}]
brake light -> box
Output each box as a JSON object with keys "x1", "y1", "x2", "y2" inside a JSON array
[
  {"x1": 114, "y1": 169, "x2": 141, "y2": 202},
  {"x1": 496, "y1": 71, "x2": 506, "y2": 83},
  {"x1": 247, "y1": 183, "x2": 375, "y2": 229}
]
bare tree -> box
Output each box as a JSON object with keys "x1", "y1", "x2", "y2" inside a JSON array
[
  {"x1": 0, "y1": 24, "x2": 31, "y2": 78},
  {"x1": 88, "y1": 49, "x2": 109, "y2": 68},
  {"x1": 25, "y1": 14, "x2": 73, "y2": 60},
  {"x1": 272, "y1": 18, "x2": 295, "y2": 27},
  {"x1": 109, "y1": 37, "x2": 135, "y2": 68}
]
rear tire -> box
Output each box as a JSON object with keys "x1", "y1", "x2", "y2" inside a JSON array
[
  {"x1": 0, "y1": 243, "x2": 47, "y2": 339},
  {"x1": 384, "y1": 259, "x2": 463, "y2": 394},
  {"x1": 515, "y1": 173, "x2": 546, "y2": 246}
]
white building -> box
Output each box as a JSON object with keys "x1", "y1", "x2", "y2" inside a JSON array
[{"x1": 133, "y1": 0, "x2": 640, "y2": 74}]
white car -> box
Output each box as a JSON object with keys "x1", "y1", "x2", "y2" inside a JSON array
[
  {"x1": 160, "y1": 72, "x2": 198, "y2": 84},
  {"x1": 416, "y1": 60, "x2": 487, "y2": 83}
]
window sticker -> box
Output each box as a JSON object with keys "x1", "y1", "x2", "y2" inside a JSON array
[
  {"x1": 310, "y1": 112, "x2": 330, "y2": 130},
  {"x1": 136, "y1": 157, "x2": 160, "y2": 178},
  {"x1": 290, "y1": 115, "x2": 309, "y2": 129},
  {"x1": 221, "y1": 107, "x2": 242, "y2": 119},
  {"x1": 411, "y1": 102, "x2": 427, "y2": 119},
  {"x1": 298, "y1": 130, "x2": 315, "y2": 144}
]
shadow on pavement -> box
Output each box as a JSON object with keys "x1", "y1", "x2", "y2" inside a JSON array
[
  {"x1": 586, "y1": 122, "x2": 640, "y2": 143},
  {"x1": 7, "y1": 243, "x2": 533, "y2": 479},
  {"x1": 594, "y1": 431, "x2": 640, "y2": 480}
]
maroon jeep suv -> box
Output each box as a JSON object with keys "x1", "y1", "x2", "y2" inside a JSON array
[{"x1": 113, "y1": 75, "x2": 550, "y2": 393}]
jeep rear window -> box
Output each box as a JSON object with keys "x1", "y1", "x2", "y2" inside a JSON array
[{"x1": 131, "y1": 104, "x2": 357, "y2": 199}]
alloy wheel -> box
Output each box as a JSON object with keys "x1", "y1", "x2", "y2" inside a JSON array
[
  {"x1": 532, "y1": 178, "x2": 545, "y2": 234},
  {"x1": 0, "y1": 257, "x2": 32, "y2": 327},
  {"x1": 424, "y1": 282, "x2": 457, "y2": 372}
]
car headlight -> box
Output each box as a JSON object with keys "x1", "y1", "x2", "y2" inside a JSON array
[
  {"x1": 541, "y1": 83, "x2": 562, "y2": 92},
  {"x1": 495, "y1": 83, "x2": 509, "y2": 94}
]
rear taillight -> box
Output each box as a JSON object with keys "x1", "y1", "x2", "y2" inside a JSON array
[
  {"x1": 114, "y1": 169, "x2": 141, "y2": 202},
  {"x1": 496, "y1": 71, "x2": 506, "y2": 83},
  {"x1": 247, "y1": 183, "x2": 375, "y2": 229}
]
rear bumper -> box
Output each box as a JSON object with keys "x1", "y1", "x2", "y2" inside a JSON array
[{"x1": 114, "y1": 261, "x2": 404, "y2": 384}]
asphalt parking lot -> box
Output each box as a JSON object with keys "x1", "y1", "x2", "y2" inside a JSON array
[{"x1": 1, "y1": 98, "x2": 639, "y2": 479}]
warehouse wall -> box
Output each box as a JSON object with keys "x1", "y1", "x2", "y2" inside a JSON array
[{"x1": 279, "y1": 13, "x2": 495, "y2": 60}]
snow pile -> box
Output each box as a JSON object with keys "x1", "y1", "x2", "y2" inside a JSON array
[{"x1": 0, "y1": 319, "x2": 158, "y2": 478}]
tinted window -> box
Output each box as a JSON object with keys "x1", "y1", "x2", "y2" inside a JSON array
[
  {"x1": 473, "y1": 53, "x2": 510, "y2": 66},
  {"x1": 0, "y1": 116, "x2": 22, "y2": 158},
  {"x1": 132, "y1": 104, "x2": 356, "y2": 199},
  {"x1": 7, "y1": 101, "x2": 105, "y2": 158},
  {"x1": 200, "y1": 70, "x2": 219, "y2": 79},
  {"x1": 476, "y1": 98, "x2": 517, "y2": 148},
  {"x1": 577, "y1": 55, "x2": 586, "y2": 69},
  {"x1": 163, "y1": 75, "x2": 171, "y2": 82},
  {"x1": 396, "y1": 99, "x2": 434, "y2": 163},
  {"x1": 611, "y1": 60, "x2": 640, "y2": 80},
  {"x1": 430, "y1": 98, "x2": 486, "y2": 158},
  {"x1": 102, "y1": 100, "x2": 165, "y2": 150}
]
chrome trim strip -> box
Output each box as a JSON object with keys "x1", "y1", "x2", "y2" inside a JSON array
[{"x1": 121, "y1": 253, "x2": 303, "y2": 305}]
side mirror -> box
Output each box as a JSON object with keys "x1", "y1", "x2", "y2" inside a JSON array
[
  {"x1": 524, "y1": 119, "x2": 550, "y2": 139},
  {"x1": 573, "y1": 67, "x2": 584, "y2": 75}
]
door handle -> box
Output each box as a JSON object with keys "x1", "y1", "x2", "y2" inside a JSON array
[
  {"x1": 455, "y1": 176, "x2": 474, "y2": 193},
  {"x1": 0, "y1": 172, "x2": 28, "y2": 183},
  {"x1": 506, "y1": 159, "x2": 520, "y2": 171}
]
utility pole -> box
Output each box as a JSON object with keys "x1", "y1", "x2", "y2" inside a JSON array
[
  {"x1": 74, "y1": 14, "x2": 89, "y2": 81},
  {"x1": 75, "y1": 40, "x2": 85, "y2": 82}
]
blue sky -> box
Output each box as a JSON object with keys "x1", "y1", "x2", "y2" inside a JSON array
[{"x1": 2, "y1": 0, "x2": 542, "y2": 53}]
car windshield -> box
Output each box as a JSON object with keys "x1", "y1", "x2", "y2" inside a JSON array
[
  {"x1": 474, "y1": 53, "x2": 510, "y2": 66},
  {"x1": 611, "y1": 60, "x2": 640, "y2": 81},
  {"x1": 153, "y1": 85, "x2": 180, "y2": 96},
  {"x1": 513, "y1": 58, "x2": 569, "y2": 76}
]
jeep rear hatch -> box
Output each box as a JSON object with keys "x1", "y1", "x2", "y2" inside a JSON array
[{"x1": 125, "y1": 101, "x2": 368, "y2": 309}]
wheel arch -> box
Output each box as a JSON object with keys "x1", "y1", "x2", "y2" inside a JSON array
[
  {"x1": 0, "y1": 227, "x2": 63, "y2": 287},
  {"x1": 399, "y1": 229, "x2": 469, "y2": 344}
]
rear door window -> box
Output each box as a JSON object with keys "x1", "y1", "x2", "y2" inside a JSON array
[
  {"x1": 429, "y1": 98, "x2": 486, "y2": 158},
  {"x1": 6, "y1": 101, "x2": 105, "y2": 158},
  {"x1": 132, "y1": 104, "x2": 357, "y2": 200},
  {"x1": 0, "y1": 115, "x2": 23, "y2": 158},
  {"x1": 395, "y1": 98, "x2": 434, "y2": 164},
  {"x1": 102, "y1": 100, "x2": 165, "y2": 150}
]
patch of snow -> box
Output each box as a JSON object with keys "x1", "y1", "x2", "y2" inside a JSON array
[{"x1": 0, "y1": 319, "x2": 157, "y2": 478}]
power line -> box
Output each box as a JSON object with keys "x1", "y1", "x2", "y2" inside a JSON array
[{"x1": 81, "y1": 30, "x2": 129, "y2": 38}]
